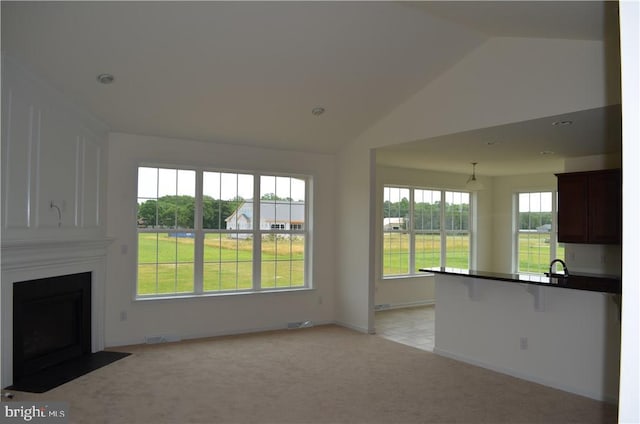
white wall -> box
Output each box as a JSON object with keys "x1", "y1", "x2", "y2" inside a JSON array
[
  {"x1": 105, "y1": 133, "x2": 337, "y2": 346},
  {"x1": 354, "y1": 37, "x2": 620, "y2": 150},
  {"x1": 334, "y1": 145, "x2": 375, "y2": 333},
  {"x1": 619, "y1": 0, "x2": 640, "y2": 421},
  {"x1": 1, "y1": 55, "x2": 109, "y2": 241},
  {"x1": 435, "y1": 275, "x2": 620, "y2": 402},
  {"x1": 375, "y1": 278, "x2": 434, "y2": 310}
]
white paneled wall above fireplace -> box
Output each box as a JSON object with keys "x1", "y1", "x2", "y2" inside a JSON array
[
  {"x1": 1, "y1": 55, "x2": 109, "y2": 241},
  {"x1": 1, "y1": 55, "x2": 111, "y2": 387}
]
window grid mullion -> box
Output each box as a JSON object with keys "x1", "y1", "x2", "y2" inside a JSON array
[
  {"x1": 409, "y1": 189, "x2": 416, "y2": 274},
  {"x1": 551, "y1": 191, "x2": 558, "y2": 261},
  {"x1": 193, "y1": 169, "x2": 204, "y2": 294},
  {"x1": 253, "y1": 173, "x2": 261, "y2": 290},
  {"x1": 440, "y1": 191, "x2": 446, "y2": 267}
]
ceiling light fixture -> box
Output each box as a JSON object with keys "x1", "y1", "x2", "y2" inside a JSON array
[
  {"x1": 540, "y1": 150, "x2": 555, "y2": 155},
  {"x1": 465, "y1": 162, "x2": 484, "y2": 191},
  {"x1": 311, "y1": 107, "x2": 325, "y2": 116},
  {"x1": 552, "y1": 120, "x2": 572, "y2": 126},
  {"x1": 96, "y1": 73, "x2": 115, "y2": 84}
]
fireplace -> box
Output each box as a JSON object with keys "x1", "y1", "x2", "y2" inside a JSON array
[
  {"x1": 1, "y1": 238, "x2": 111, "y2": 388},
  {"x1": 13, "y1": 272, "x2": 92, "y2": 382}
]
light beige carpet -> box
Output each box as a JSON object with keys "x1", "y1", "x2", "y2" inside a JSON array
[{"x1": 2, "y1": 325, "x2": 617, "y2": 424}]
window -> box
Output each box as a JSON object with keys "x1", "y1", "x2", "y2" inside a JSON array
[
  {"x1": 516, "y1": 191, "x2": 564, "y2": 274},
  {"x1": 383, "y1": 186, "x2": 471, "y2": 277},
  {"x1": 137, "y1": 166, "x2": 309, "y2": 297}
]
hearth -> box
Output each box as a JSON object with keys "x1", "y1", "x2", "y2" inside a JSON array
[{"x1": 12, "y1": 272, "x2": 92, "y2": 383}]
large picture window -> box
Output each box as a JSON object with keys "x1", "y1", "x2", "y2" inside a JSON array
[
  {"x1": 516, "y1": 191, "x2": 563, "y2": 274},
  {"x1": 383, "y1": 186, "x2": 471, "y2": 277},
  {"x1": 137, "y1": 166, "x2": 309, "y2": 297}
]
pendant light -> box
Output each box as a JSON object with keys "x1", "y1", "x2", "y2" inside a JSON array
[{"x1": 466, "y1": 162, "x2": 484, "y2": 191}]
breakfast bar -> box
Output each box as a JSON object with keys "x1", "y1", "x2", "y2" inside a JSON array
[
  {"x1": 419, "y1": 267, "x2": 621, "y2": 294},
  {"x1": 420, "y1": 267, "x2": 621, "y2": 402}
]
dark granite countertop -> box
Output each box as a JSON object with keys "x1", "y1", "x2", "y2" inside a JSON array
[{"x1": 419, "y1": 267, "x2": 621, "y2": 294}]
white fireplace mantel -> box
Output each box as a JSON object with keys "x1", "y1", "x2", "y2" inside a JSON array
[
  {"x1": 1, "y1": 237, "x2": 112, "y2": 387},
  {"x1": 1, "y1": 238, "x2": 113, "y2": 271}
]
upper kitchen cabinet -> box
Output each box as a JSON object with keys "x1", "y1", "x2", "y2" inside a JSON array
[{"x1": 556, "y1": 169, "x2": 622, "y2": 244}]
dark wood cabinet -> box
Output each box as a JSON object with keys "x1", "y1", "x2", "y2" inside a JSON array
[{"x1": 556, "y1": 169, "x2": 621, "y2": 244}]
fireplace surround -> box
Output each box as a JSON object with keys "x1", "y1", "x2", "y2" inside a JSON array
[{"x1": 1, "y1": 238, "x2": 111, "y2": 388}]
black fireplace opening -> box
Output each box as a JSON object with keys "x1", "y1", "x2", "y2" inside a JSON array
[{"x1": 13, "y1": 272, "x2": 92, "y2": 382}]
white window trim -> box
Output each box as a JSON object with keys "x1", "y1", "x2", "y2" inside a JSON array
[
  {"x1": 513, "y1": 190, "x2": 559, "y2": 275},
  {"x1": 136, "y1": 164, "x2": 312, "y2": 299},
  {"x1": 382, "y1": 185, "x2": 473, "y2": 279}
]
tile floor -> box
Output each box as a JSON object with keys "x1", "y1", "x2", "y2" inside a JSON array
[{"x1": 374, "y1": 305, "x2": 435, "y2": 351}]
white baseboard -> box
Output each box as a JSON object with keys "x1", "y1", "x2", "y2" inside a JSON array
[
  {"x1": 433, "y1": 347, "x2": 618, "y2": 404},
  {"x1": 374, "y1": 300, "x2": 435, "y2": 311},
  {"x1": 106, "y1": 320, "x2": 337, "y2": 348},
  {"x1": 333, "y1": 320, "x2": 374, "y2": 334}
]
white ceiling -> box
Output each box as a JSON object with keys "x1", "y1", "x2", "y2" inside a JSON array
[
  {"x1": 1, "y1": 1, "x2": 621, "y2": 172},
  {"x1": 411, "y1": 1, "x2": 619, "y2": 41},
  {"x1": 376, "y1": 105, "x2": 622, "y2": 176}
]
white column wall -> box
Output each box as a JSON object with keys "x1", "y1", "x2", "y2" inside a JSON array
[
  {"x1": 618, "y1": 0, "x2": 640, "y2": 421},
  {"x1": 334, "y1": 145, "x2": 374, "y2": 333}
]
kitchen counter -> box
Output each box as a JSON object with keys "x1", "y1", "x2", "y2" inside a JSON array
[
  {"x1": 419, "y1": 267, "x2": 621, "y2": 294},
  {"x1": 429, "y1": 267, "x2": 621, "y2": 401}
]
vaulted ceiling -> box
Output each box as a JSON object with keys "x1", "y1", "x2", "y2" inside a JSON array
[{"x1": 1, "y1": 1, "x2": 621, "y2": 174}]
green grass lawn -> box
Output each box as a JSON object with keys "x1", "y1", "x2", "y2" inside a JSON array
[
  {"x1": 140, "y1": 231, "x2": 565, "y2": 294},
  {"x1": 518, "y1": 233, "x2": 565, "y2": 274},
  {"x1": 383, "y1": 233, "x2": 470, "y2": 275},
  {"x1": 384, "y1": 232, "x2": 564, "y2": 276},
  {"x1": 138, "y1": 233, "x2": 305, "y2": 295}
]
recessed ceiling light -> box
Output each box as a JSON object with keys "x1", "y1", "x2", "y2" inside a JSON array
[
  {"x1": 540, "y1": 150, "x2": 555, "y2": 155},
  {"x1": 96, "y1": 73, "x2": 115, "y2": 84},
  {"x1": 311, "y1": 107, "x2": 325, "y2": 116},
  {"x1": 552, "y1": 120, "x2": 572, "y2": 126}
]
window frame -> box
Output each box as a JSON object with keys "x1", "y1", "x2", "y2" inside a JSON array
[
  {"x1": 514, "y1": 190, "x2": 561, "y2": 275},
  {"x1": 136, "y1": 164, "x2": 312, "y2": 299},
  {"x1": 382, "y1": 185, "x2": 473, "y2": 278}
]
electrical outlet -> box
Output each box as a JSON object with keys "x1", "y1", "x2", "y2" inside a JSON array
[{"x1": 520, "y1": 337, "x2": 528, "y2": 350}]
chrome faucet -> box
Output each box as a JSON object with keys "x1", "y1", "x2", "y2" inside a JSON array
[{"x1": 549, "y1": 259, "x2": 569, "y2": 277}]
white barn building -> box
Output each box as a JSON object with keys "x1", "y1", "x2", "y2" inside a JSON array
[{"x1": 225, "y1": 200, "x2": 305, "y2": 232}]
